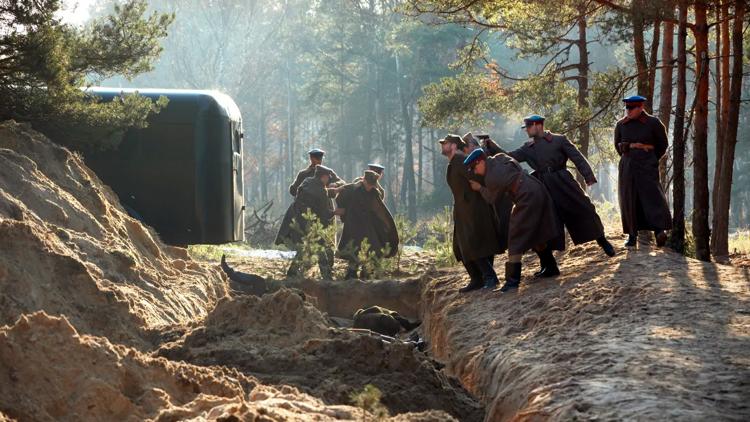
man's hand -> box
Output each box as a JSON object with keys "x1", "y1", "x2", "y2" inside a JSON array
[
  {"x1": 334, "y1": 208, "x2": 346, "y2": 216},
  {"x1": 327, "y1": 187, "x2": 341, "y2": 195},
  {"x1": 469, "y1": 180, "x2": 482, "y2": 191},
  {"x1": 586, "y1": 180, "x2": 597, "y2": 187}
]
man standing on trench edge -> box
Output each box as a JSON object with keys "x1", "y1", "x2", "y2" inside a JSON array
[
  {"x1": 614, "y1": 96, "x2": 672, "y2": 247},
  {"x1": 465, "y1": 148, "x2": 562, "y2": 292},
  {"x1": 440, "y1": 134, "x2": 506, "y2": 292},
  {"x1": 506, "y1": 114, "x2": 616, "y2": 277}
]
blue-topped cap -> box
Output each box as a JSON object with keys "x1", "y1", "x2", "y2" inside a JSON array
[
  {"x1": 623, "y1": 95, "x2": 647, "y2": 103},
  {"x1": 308, "y1": 148, "x2": 325, "y2": 157},
  {"x1": 463, "y1": 148, "x2": 486, "y2": 167},
  {"x1": 367, "y1": 163, "x2": 385, "y2": 174},
  {"x1": 521, "y1": 114, "x2": 545, "y2": 128}
]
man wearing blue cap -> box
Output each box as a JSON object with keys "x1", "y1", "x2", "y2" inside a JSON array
[
  {"x1": 439, "y1": 134, "x2": 505, "y2": 292},
  {"x1": 463, "y1": 132, "x2": 513, "y2": 255},
  {"x1": 507, "y1": 114, "x2": 615, "y2": 275},
  {"x1": 465, "y1": 148, "x2": 562, "y2": 292},
  {"x1": 289, "y1": 148, "x2": 342, "y2": 197},
  {"x1": 614, "y1": 96, "x2": 672, "y2": 247}
]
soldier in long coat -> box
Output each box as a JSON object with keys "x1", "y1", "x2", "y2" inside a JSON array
[
  {"x1": 465, "y1": 149, "x2": 562, "y2": 292},
  {"x1": 335, "y1": 170, "x2": 399, "y2": 279},
  {"x1": 465, "y1": 132, "x2": 513, "y2": 257},
  {"x1": 289, "y1": 148, "x2": 342, "y2": 197},
  {"x1": 614, "y1": 96, "x2": 672, "y2": 247},
  {"x1": 275, "y1": 165, "x2": 341, "y2": 278},
  {"x1": 507, "y1": 115, "x2": 616, "y2": 275},
  {"x1": 440, "y1": 134, "x2": 505, "y2": 292}
]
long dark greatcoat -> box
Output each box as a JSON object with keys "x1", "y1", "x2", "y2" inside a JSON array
[
  {"x1": 289, "y1": 165, "x2": 341, "y2": 196},
  {"x1": 508, "y1": 131, "x2": 605, "y2": 246},
  {"x1": 479, "y1": 140, "x2": 513, "y2": 251},
  {"x1": 446, "y1": 151, "x2": 506, "y2": 262},
  {"x1": 335, "y1": 181, "x2": 399, "y2": 260},
  {"x1": 614, "y1": 112, "x2": 672, "y2": 234},
  {"x1": 479, "y1": 154, "x2": 561, "y2": 255},
  {"x1": 275, "y1": 177, "x2": 334, "y2": 247}
]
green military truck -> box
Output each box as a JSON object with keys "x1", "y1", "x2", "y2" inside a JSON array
[{"x1": 83, "y1": 87, "x2": 245, "y2": 246}]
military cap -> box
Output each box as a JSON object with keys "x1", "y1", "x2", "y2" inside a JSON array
[
  {"x1": 521, "y1": 114, "x2": 545, "y2": 128},
  {"x1": 314, "y1": 164, "x2": 334, "y2": 178},
  {"x1": 367, "y1": 163, "x2": 385, "y2": 174},
  {"x1": 308, "y1": 148, "x2": 325, "y2": 157},
  {"x1": 475, "y1": 133, "x2": 491, "y2": 140},
  {"x1": 622, "y1": 95, "x2": 647, "y2": 104},
  {"x1": 363, "y1": 170, "x2": 379, "y2": 185},
  {"x1": 462, "y1": 132, "x2": 480, "y2": 147},
  {"x1": 438, "y1": 134, "x2": 467, "y2": 148},
  {"x1": 463, "y1": 148, "x2": 486, "y2": 167}
]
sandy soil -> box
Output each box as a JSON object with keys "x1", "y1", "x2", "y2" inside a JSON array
[
  {"x1": 421, "y1": 240, "x2": 750, "y2": 421},
  {"x1": 0, "y1": 120, "x2": 466, "y2": 421},
  {"x1": 157, "y1": 289, "x2": 483, "y2": 420},
  {"x1": 0, "y1": 311, "x2": 459, "y2": 421}
]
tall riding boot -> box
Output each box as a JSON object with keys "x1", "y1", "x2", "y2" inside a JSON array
[
  {"x1": 654, "y1": 230, "x2": 667, "y2": 247},
  {"x1": 459, "y1": 260, "x2": 484, "y2": 293},
  {"x1": 597, "y1": 236, "x2": 616, "y2": 257},
  {"x1": 497, "y1": 262, "x2": 521, "y2": 292},
  {"x1": 533, "y1": 250, "x2": 546, "y2": 277},
  {"x1": 535, "y1": 247, "x2": 560, "y2": 278}
]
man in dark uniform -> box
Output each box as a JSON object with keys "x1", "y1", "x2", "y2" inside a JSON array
[
  {"x1": 440, "y1": 134, "x2": 505, "y2": 292},
  {"x1": 336, "y1": 170, "x2": 399, "y2": 279},
  {"x1": 614, "y1": 96, "x2": 672, "y2": 247},
  {"x1": 463, "y1": 132, "x2": 513, "y2": 265},
  {"x1": 507, "y1": 115, "x2": 615, "y2": 275},
  {"x1": 289, "y1": 149, "x2": 343, "y2": 197},
  {"x1": 465, "y1": 149, "x2": 562, "y2": 292},
  {"x1": 275, "y1": 165, "x2": 343, "y2": 278}
]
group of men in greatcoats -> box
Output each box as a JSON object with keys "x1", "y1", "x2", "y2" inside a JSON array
[
  {"x1": 448, "y1": 94, "x2": 671, "y2": 293},
  {"x1": 274, "y1": 94, "x2": 671, "y2": 289},
  {"x1": 275, "y1": 148, "x2": 399, "y2": 279}
]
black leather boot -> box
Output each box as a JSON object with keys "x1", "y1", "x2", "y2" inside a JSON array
[
  {"x1": 496, "y1": 262, "x2": 521, "y2": 292},
  {"x1": 535, "y1": 247, "x2": 560, "y2": 278},
  {"x1": 459, "y1": 278, "x2": 484, "y2": 293},
  {"x1": 539, "y1": 248, "x2": 560, "y2": 278},
  {"x1": 654, "y1": 230, "x2": 667, "y2": 247},
  {"x1": 624, "y1": 234, "x2": 637, "y2": 247},
  {"x1": 597, "y1": 236, "x2": 616, "y2": 257},
  {"x1": 533, "y1": 250, "x2": 546, "y2": 277}
]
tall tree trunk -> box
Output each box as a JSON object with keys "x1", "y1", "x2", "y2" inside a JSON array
[
  {"x1": 285, "y1": 58, "x2": 295, "y2": 208},
  {"x1": 712, "y1": 0, "x2": 745, "y2": 260},
  {"x1": 632, "y1": 1, "x2": 651, "y2": 111},
  {"x1": 259, "y1": 96, "x2": 268, "y2": 203},
  {"x1": 648, "y1": 19, "x2": 662, "y2": 104},
  {"x1": 711, "y1": 0, "x2": 732, "y2": 256},
  {"x1": 658, "y1": 20, "x2": 675, "y2": 190},
  {"x1": 576, "y1": 13, "x2": 591, "y2": 189},
  {"x1": 692, "y1": 1, "x2": 711, "y2": 262},
  {"x1": 395, "y1": 54, "x2": 417, "y2": 221},
  {"x1": 417, "y1": 122, "x2": 423, "y2": 201},
  {"x1": 670, "y1": 0, "x2": 688, "y2": 254}
]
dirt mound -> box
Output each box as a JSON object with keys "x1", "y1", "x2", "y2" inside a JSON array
[
  {"x1": 1, "y1": 312, "x2": 459, "y2": 421},
  {"x1": 422, "y1": 241, "x2": 750, "y2": 421},
  {"x1": 158, "y1": 289, "x2": 483, "y2": 420},
  {"x1": 0, "y1": 120, "x2": 226, "y2": 348}
]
